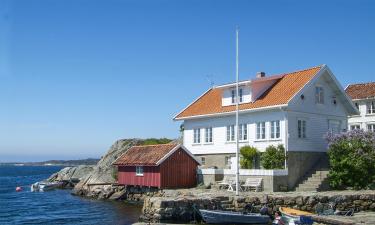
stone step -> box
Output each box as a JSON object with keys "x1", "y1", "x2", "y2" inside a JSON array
[
  {"x1": 221, "y1": 204, "x2": 233, "y2": 209},
  {"x1": 220, "y1": 200, "x2": 232, "y2": 204}
]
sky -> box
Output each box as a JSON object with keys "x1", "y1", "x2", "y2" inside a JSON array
[{"x1": 0, "y1": 0, "x2": 374, "y2": 162}]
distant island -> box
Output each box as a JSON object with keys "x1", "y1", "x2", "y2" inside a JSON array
[{"x1": 0, "y1": 158, "x2": 100, "y2": 166}]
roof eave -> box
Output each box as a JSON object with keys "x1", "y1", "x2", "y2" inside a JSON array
[{"x1": 174, "y1": 104, "x2": 288, "y2": 121}]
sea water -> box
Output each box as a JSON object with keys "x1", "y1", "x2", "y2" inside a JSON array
[{"x1": 0, "y1": 165, "x2": 142, "y2": 225}]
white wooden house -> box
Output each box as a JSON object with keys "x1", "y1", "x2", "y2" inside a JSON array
[
  {"x1": 345, "y1": 82, "x2": 375, "y2": 132},
  {"x1": 174, "y1": 65, "x2": 358, "y2": 190}
]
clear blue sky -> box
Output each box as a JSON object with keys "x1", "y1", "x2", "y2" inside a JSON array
[{"x1": 0, "y1": 0, "x2": 374, "y2": 162}]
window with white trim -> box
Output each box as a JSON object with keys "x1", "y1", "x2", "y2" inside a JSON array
[
  {"x1": 231, "y1": 88, "x2": 243, "y2": 104},
  {"x1": 298, "y1": 119, "x2": 307, "y2": 138},
  {"x1": 350, "y1": 124, "x2": 361, "y2": 130},
  {"x1": 201, "y1": 157, "x2": 206, "y2": 165},
  {"x1": 270, "y1": 120, "x2": 280, "y2": 139},
  {"x1": 315, "y1": 86, "x2": 324, "y2": 104},
  {"x1": 135, "y1": 166, "x2": 143, "y2": 176},
  {"x1": 329, "y1": 120, "x2": 341, "y2": 134},
  {"x1": 368, "y1": 124, "x2": 375, "y2": 132},
  {"x1": 354, "y1": 102, "x2": 359, "y2": 110},
  {"x1": 193, "y1": 128, "x2": 201, "y2": 144},
  {"x1": 205, "y1": 127, "x2": 213, "y2": 143},
  {"x1": 225, "y1": 156, "x2": 231, "y2": 166},
  {"x1": 256, "y1": 122, "x2": 266, "y2": 139},
  {"x1": 239, "y1": 124, "x2": 248, "y2": 141},
  {"x1": 226, "y1": 125, "x2": 235, "y2": 141},
  {"x1": 367, "y1": 101, "x2": 375, "y2": 114}
]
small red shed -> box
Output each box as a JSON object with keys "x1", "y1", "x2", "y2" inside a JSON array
[{"x1": 113, "y1": 143, "x2": 201, "y2": 189}]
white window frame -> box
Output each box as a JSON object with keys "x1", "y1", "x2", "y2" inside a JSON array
[
  {"x1": 226, "y1": 125, "x2": 235, "y2": 142},
  {"x1": 205, "y1": 127, "x2": 213, "y2": 143},
  {"x1": 354, "y1": 102, "x2": 359, "y2": 110},
  {"x1": 298, "y1": 119, "x2": 307, "y2": 138},
  {"x1": 367, "y1": 101, "x2": 375, "y2": 114},
  {"x1": 329, "y1": 120, "x2": 341, "y2": 134},
  {"x1": 239, "y1": 88, "x2": 243, "y2": 103},
  {"x1": 239, "y1": 124, "x2": 248, "y2": 141},
  {"x1": 193, "y1": 128, "x2": 201, "y2": 144},
  {"x1": 201, "y1": 157, "x2": 206, "y2": 165},
  {"x1": 315, "y1": 86, "x2": 324, "y2": 104},
  {"x1": 256, "y1": 122, "x2": 266, "y2": 140},
  {"x1": 270, "y1": 120, "x2": 281, "y2": 139},
  {"x1": 135, "y1": 166, "x2": 143, "y2": 176},
  {"x1": 350, "y1": 124, "x2": 361, "y2": 130},
  {"x1": 368, "y1": 124, "x2": 375, "y2": 132}
]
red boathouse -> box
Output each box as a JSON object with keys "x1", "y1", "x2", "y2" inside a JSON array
[{"x1": 113, "y1": 143, "x2": 201, "y2": 189}]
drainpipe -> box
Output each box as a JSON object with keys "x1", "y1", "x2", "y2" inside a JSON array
[{"x1": 280, "y1": 107, "x2": 288, "y2": 170}]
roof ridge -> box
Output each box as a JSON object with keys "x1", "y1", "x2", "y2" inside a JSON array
[
  {"x1": 277, "y1": 64, "x2": 323, "y2": 77},
  {"x1": 132, "y1": 143, "x2": 178, "y2": 148},
  {"x1": 347, "y1": 81, "x2": 375, "y2": 87},
  {"x1": 214, "y1": 65, "x2": 323, "y2": 88}
]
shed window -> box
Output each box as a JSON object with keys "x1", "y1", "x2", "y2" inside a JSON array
[
  {"x1": 256, "y1": 122, "x2": 266, "y2": 139},
  {"x1": 298, "y1": 120, "x2": 307, "y2": 138},
  {"x1": 231, "y1": 88, "x2": 243, "y2": 104},
  {"x1": 270, "y1": 120, "x2": 280, "y2": 139},
  {"x1": 231, "y1": 90, "x2": 235, "y2": 104},
  {"x1": 315, "y1": 86, "x2": 324, "y2": 104},
  {"x1": 367, "y1": 101, "x2": 375, "y2": 114},
  {"x1": 135, "y1": 166, "x2": 143, "y2": 176}
]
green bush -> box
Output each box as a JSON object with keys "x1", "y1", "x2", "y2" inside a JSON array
[
  {"x1": 240, "y1": 146, "x2": 259, "y2": 169},
  {"x1": 140, "y1": 138, "x2": 173, "y2": 146},
  {"x1": 326, "y1": 130, "x2": 375, "y2": 190},
  {"x1": 260, "y1": 145, "x2": 286, "y2": 169}
]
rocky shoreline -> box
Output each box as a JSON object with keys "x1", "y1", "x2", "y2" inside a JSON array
[
  {"x1": 44, "y1": 138, "x2": 375, "y2": 224},
  {"x1": 141, "y1": 189, "x2": 375, "y2": 224}
]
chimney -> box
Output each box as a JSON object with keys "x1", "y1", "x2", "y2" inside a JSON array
[{"x1": 256, "y1": 72, "x2": 266, "y2": 78}]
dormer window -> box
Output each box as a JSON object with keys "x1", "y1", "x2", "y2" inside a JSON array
[
  {"x1": 315, "y1": 86, "x2": 324, "y2": 104},
  {"x1": 231, "y1": 88, "x2": 243, "y2": 104}
]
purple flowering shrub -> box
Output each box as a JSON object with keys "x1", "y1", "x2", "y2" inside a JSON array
[{"x1": 326, "y1": 129, "x2": 375, "y2": 190}]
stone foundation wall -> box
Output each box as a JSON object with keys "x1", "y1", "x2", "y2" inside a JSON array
[
  {"x1": 195, "y1": 153, "x2": 234, "y2": 169},
  {"x1": 141, "y1": 192, "x2": 375, "y2": 223},
  {"x1": 287, "y1": 151, "x2": 328, "y2": 189}
]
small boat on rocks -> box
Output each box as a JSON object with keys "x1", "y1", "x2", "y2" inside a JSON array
[
  {"x1": 199, "y1": 209, "x2": 270, "y2": 224},
  {"x1": 31, "y1": 181, "x2": 63, "y2": 192}
]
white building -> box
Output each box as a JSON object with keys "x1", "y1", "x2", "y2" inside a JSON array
[
  {"x1": 174, "y1": 65, "x2": 358, "y2": 189},
  {"x1": 345, "y1": 82, "x2": 375, "y2": 132}
]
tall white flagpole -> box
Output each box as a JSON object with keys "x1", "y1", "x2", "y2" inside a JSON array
[{"x1": 235, "y1": 27, "x2": 240, "y2": 196}]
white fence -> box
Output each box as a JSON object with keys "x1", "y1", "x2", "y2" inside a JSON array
[{"x1": 198, "y1": 168, "x2": 288, "y2": 176}]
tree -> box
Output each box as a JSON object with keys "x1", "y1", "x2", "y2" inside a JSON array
[
  {"x1": 240, "y1": 146, "x2": 258, "y2": 169},
  {"x1": 326, "y1": 129, "x2": 375, "y2": 190},
  {"x1": 261, "y1": 145, "x2": 286, "y2": 169}
]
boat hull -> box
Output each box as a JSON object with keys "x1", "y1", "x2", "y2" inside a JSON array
[{"x1": 199, "y1": 209, "x2": 270, "y2": 224}]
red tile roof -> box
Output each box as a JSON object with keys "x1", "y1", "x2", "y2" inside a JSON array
[
  {"x1": 113, "y1": 143, "x2": 178, "y2": 166},
  {"x1": 345, "y1": 82, "x2": 375, "y2": 100},
  {"x1": 174, "y1": 65, "x2": 322, "y2": 119}
]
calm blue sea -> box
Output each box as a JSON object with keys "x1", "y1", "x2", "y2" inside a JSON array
[{"x1": 0, "y1": 166, "x2": 142, "y2": 225}]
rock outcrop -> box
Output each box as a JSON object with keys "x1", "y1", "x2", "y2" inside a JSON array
[
  {"x1": 72, "y1": 139, "x2": 143, "y2": 199},
  {"x1": 45, "y1": 165, "x2": 95, "y2": 188}
]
